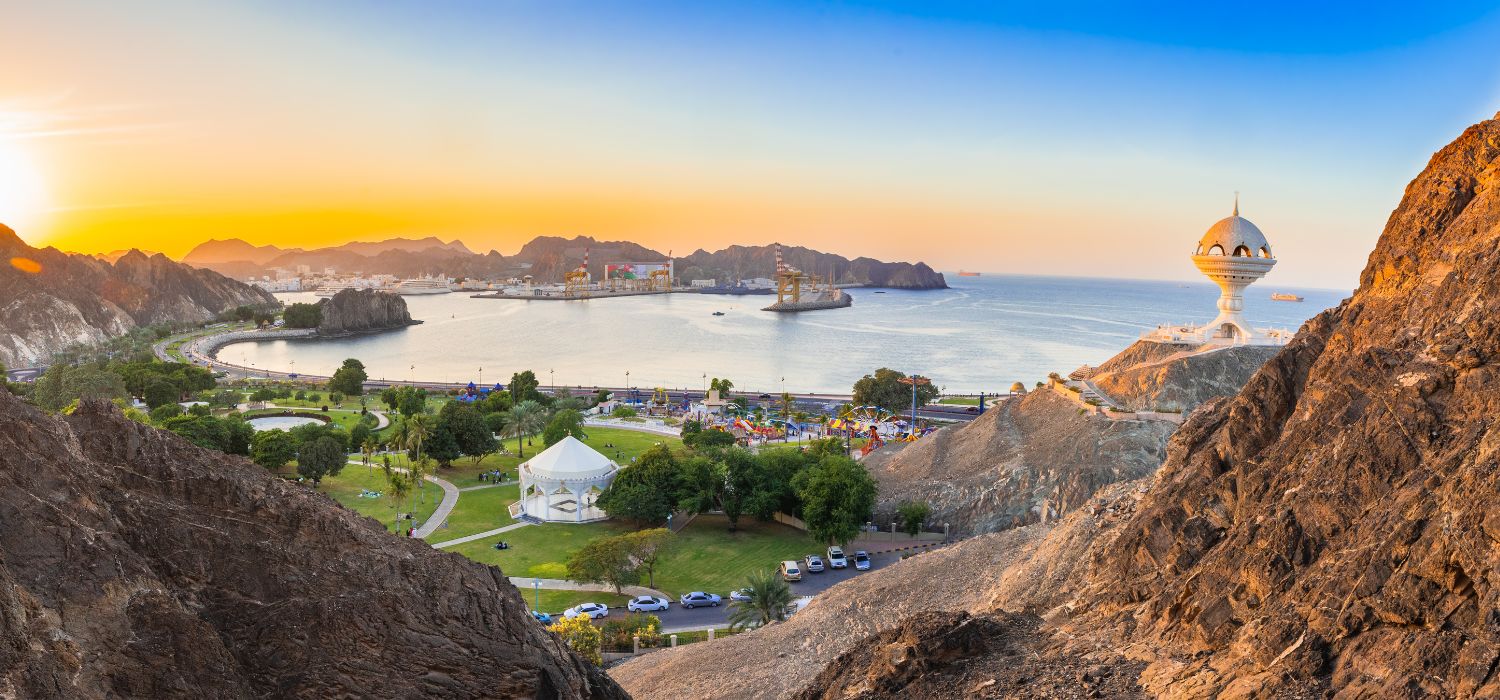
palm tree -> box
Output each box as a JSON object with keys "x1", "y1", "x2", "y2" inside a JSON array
[
  {"x1": 405, "y1": 414, "x2": 433, "y2": 463},
  {"x1": 507, "y1": 399, "x2": 546, "y2": 458},
  {"x1": 727, "y1": 568, "x2": 794, "y2": 631},
  {"x1": 361, "y1": 437, "x2": 378, "y2": 470},
  {"x1": 387, "y1": 421, "x2": 411, "y2": 468}
]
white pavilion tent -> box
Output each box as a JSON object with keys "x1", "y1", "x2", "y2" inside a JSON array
[{"x1": 512, "y1": 436, "x2": 618, "y2": 523}]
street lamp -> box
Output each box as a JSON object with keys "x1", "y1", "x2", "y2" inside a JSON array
[
  {"x1": 549, "y1": 368, "x2": 554, "y2": 394},
  {"x1": 533, "y1": 580, "x2": 540, "y2": 611}
]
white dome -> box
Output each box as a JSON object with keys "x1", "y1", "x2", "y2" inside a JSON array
[
  {"x1": 1194, "y1": 200, "x2": 1272, "y2": 259},
  {"x1": 522, "y1": 436, "x2": 617, "y2": 481}
]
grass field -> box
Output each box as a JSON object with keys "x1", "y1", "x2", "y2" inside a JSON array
[
  {"x1": 936, "y1": 396, "x2": 981, "y2": 405},
  {"x1": 449, "y1": 514, "x2": 819, "y2": 597},
  {"x1": 428, "y1": 483, "x2": 519, "y2": 539},
  {"x1": 319, "y1": 463, "x2": 442, "y2": 534},
  {"x1": 527, "y1": 590, "x2": 634, "y2": 615}
]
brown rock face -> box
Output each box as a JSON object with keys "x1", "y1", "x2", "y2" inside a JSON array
[
  {"x1": 1090, "y1": 340, "x2": 1283, "y2": 413},
  {"x1": 0, "y1": 392, "x2": 625, "y2": 699},
  {"x1": 863, "y1": 390, "x2": 1174, "y2": 535},
  {"x1": 315, "y1": 288, "x2": 417, "y2": 334}
]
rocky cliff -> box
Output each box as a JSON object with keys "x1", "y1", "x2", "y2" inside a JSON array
[
  {"x1": 615, "y1": 113, "x2": 1500, "y2": 699},
  {"x1": 675, "y1": 243, "x2": 948, "y2": 289},
  {"x1": 315, "y1": 288, "x2": 417, "y2": 335},
  {"x1": 0, "y1": 391, "x2": 625, "y2": 698},
  {"x1": 1090, "y1": 340, "x2": 1283, "y2": 413},
  {"x1": 862, "y1": 390, "x2": 1174, "y2": 536},
  {"x1": 0, "y1": 227, "x2": 276, "y2": 367}
]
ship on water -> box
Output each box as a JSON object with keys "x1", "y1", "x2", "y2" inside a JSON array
[
  {"x1": 698, "y1": 281, "x2": 775, "y2": 295},
  {"x1": 394, "y1": 277, "x2": 453, "y2": 295},
  {"x1": 1271, "y1": 292, "x2": 1304, "y2": 302},
  {"x1": 957, "y1": 270, "x2": 981, "y2": 277}
]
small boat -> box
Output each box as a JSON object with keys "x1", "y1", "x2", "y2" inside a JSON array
[
  {"x1": 873, "y1": 291, "x2": 886, "y2": 294},
  {"x1": 712, "y1": 311, "x2": 726, "y2": 316},
  {"x1": 957, "y1": 270, "x2": 981, "y2": 277},
  {"x1": 1271, "y1": 292, "x2": 1304, "y2": 302}
]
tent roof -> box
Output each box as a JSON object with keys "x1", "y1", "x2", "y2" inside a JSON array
[{"x1": 523, "y1": 436, "x2": 617, "y2": 481}]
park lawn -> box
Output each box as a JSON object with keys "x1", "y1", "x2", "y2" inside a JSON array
[
  {"x1": 319, "y1": 463, "x2": 442, "y2": 534},
  {"x1": 527, "y1": 590, "x2": 633, "y2": 615},
  {"x1": 430, "y1": 484, "x2": 520, "y2": 539},
  {"x1": 936, "y1": 396, "x2": 981, "y2": 405},
  {"x1": 448, "y1": 513, "x2": 819, "y2": 597}
]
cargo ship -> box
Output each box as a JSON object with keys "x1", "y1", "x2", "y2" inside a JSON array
[
  {"x1": 698, "y1": 282, "x2": 775, "y2": 295},
  {"x1": 957, "y1": 270, "x2": 981, "y2": 277},
  {"x1": 1270, "y1": 292, "x2": 1304, "y2": 302}
]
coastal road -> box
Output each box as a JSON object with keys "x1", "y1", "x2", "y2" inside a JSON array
[{"x1": 553, "y1": 548, "x2": 920, "y2": 632}]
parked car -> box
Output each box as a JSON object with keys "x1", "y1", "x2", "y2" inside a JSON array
[
  {"x1": 679, "y1": 591, "x2": 722, "y2": 609},
  {"x1": 758, "y1": 393, "x2": 772, "y2": 399},
  {"x1": 530, "y1": 610, "x2": 552, "y2": 623},
  {"x1": 780, "y1": 560, "x2": 802, "y2": 582},
  {"x1": 853, "y1": 550, "x2": 871, "y2": 571},
  {"x1": 730, "y1": 588, "x2": 752, "y2": 602},
  {"x1": 965, "y1": 406, "x2": 979, "y2": 413},
  {"x1": 627, "y1": 596, "x2": 671, "y2": 613},
  {"x1": 826, "y1": 546, "x2": 848, "y2": 569},
  {"x1": 804, "y1": 554, "x2": 826, "y2": 573},
  {"x1": 562, "y1": 602, "x2": 609, "y2": 620}
]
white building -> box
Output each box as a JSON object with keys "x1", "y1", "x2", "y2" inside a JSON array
[
  {"x1": 510, "y1": 436, "x2": 618, "y2": 523},
  {"x1": 1143, "y1": 197, "x2": 1291, "y2": 347}
]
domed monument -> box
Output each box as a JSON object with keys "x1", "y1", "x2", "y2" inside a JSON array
[{"x1": 1143, "y1": 196, "x2": 1292, "y2": 346}]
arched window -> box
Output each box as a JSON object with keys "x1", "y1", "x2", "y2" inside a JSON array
[
  {"x1": 1232, "y1": 245, "x2": 1251, "y2": 257},
  {"x1": 1194, "y1": 244, "x2": 1203, "y2": 255},
  {"x1": 1259, "y1": 246, "x2": 1272, "y2": 258},
  {"x1": 1207, "y1": 244, "x2": 1226, "y2": 255}
]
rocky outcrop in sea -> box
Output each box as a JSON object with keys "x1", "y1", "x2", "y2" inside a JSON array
[
  {"x1": 0, "y1": 391, "x2": 625, "y2": 698},
  {"x1": 0, "y1": 226, "x2": 276, "y2": 367},
  {"x1": 315, "y1": 288, "x2": 418, "y2": 335}
]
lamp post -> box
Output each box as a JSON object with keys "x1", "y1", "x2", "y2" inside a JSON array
[
  {"x1": 899, "y1": 373, "x2": 931, "y2": 439},
  {"x1": 549, "y1": 368, "x2": 555, "y2": 394},
  {"x1": 533, "y1": 579, "x2": 540, "y2": 611}
]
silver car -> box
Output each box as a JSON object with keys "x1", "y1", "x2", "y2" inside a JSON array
[
  {"x1": 826, "y1": 546, "x2": 848, "y2": 569},
  {"x1": 679, "y1": 591, "x2": 722, "y2": 608},
  {"x1": 804, "y1": 554, "x2": 825, "y2": 573},
  {"x1": 562, "y1": 602, "x2": 609, "y2": 619},
  {"x1": 729, "y1": 588, "x2": 752, "y2": 602},
  {"x1": 853, "y1": 550, "x2": 871, "y2": 571},
  {"x1": 627, "y1": 596, "x2": 670, "y2": 613}
]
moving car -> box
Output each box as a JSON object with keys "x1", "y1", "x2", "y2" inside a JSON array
[
  {"x1": 530, "y1": 611, "x2": 552, "y2": 623},
  {"x1": 562, "y1": 602, "x2": 609, "y2": 620},
  {"x1": 853, "y1": 550, "x2": 871, "y2": 571},
  {"x1": 730, "y1": 588, "x2": 752, "y2": 602},
  {"x1": 627, "y1": 596, "x2": 671, "y2": 613},
  {"x1": 803, "y1": 554, "x2": 826, "y2": 573},
  {"x1": 679, "y1": 591, "x2": 722, "y2": 609},
  {"x1": 780, "y1": 560, "x2": 802, "y2": 582},
  {"x1": 826, "y1": 546, "x2": 848, "y2": 569}
]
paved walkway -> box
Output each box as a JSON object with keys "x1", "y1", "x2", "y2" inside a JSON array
[
  {"x1": 459, "y1": 480, "x2": 517, "y2": 492},
  {"x1": 584, "y1": 417, "x2": 682, "y2": 437},
  {"x1": 509, "y1": 577, "x2": 667, "y2": 598},
  {"x1": 346, "y1": 459, "x2": 459, "y2": 538},
  {"x1": 430, "y1": 520, "x2": 532, "y2": 548}
]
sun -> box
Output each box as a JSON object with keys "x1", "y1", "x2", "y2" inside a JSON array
[{"x1": 0, "y1": 137, "x2": 48, "y2": 233}]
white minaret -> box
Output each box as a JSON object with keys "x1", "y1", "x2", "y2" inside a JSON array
[{"x1": 1191, "y1": 195, "x2": 1275, "y2": 343}]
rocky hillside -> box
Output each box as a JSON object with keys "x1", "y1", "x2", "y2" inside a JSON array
[
  {"x1": 1090, "y1": 340, "x2": 1282, "y2": 412},
  {"x1": 674, "y1": 242, "x2": 947, "y2": 289},
  {"x1": 615, "y1": 113, "x2": 1500, "y2": 698},
  {"x1": 315, "y1": 288, "x2": 417, "y2": 334},
  {"x1": 862, "y1": 390, "x2": 1173, "y2": 536},
  {"x1": 184, "y1": 237, "x2": 499, "y2": 281},
  {"x1": 0, "y1": 392, "x2": 625, "y2": 698},
  {"x1": 0, "y1": 227, "x2": 276, "y2": 367}
]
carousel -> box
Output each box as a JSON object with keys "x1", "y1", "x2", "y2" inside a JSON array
[{"x1": 512, "y1": 436, "x2": 617, "y2": 523}]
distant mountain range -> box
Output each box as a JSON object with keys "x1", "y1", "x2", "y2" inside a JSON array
[
  {"x1": 177, "y1": 235, "x2": 948, "y2": 289},
  {"x1": 0, "y1": 224, "x2": 276, "y2": 368}
]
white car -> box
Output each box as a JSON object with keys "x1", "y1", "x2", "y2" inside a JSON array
[
  {"x1": 853, "y1": 550, "x2": 872, "y2": 571},
  {"x1": 562, "y1": 602, "x2": 609, "y2": 619},
  {"x1": 826, "y1": 546, "x2": 848, "y2": 569},
  {"x1": 729, "y1": 588, "x2": 752, "y2": 602},
  {"x1": 627, "y1": 595, "x2": 671, "y2": 613}
]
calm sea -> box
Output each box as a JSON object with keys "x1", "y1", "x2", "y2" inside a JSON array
[{"x1": 222, "y1": 275, "x2": 1348, "y2": 395}]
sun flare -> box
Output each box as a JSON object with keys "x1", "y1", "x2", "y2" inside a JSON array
[{"x1": 0, "y1": 135, "x2": 48, "y2": 233}]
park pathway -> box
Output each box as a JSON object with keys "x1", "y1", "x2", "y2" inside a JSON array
[
  {"x1": 345, "y1": 459, "x2": 459, "y2": 538},
  {"x1": 430, "y1": 520, "x2": 531, "y2": 548},
  {"x1": 509, "y1": 577, "x2": 668, "y2": 599},
  {"x1": 459, "y1": 480, "x2": 517, "y2": 492},
  {"x1": 582, "y1": 417, "x2": 681, "y2": 437}
]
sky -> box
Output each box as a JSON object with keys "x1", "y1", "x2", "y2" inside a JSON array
[{"x1": 2, "y1": 1, "x2": 1499, "y2": 289}]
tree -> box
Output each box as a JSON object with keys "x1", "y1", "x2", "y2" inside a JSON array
[
  {"x1": 424, "y1": 420, "x2": 462, "y2": 467},
  {"x1": 727, "y1": 568, "x2": 794, "y2": 630},
  {"x1": 142, "y1": 376, "x2": 179, "y2": 409},
  {"x1": 252, "y1": 429, "x2": 297, "y2": 470},
  {"x1": 676, "y1": 455, "x2": 724, "y2": 517},
  {"x1": 709, "y1": 377, "x2": 734, "y2": 395},
  {"x1": 33, "y1": 365, "x2": 127, "y2": 411},
  {"x1": 149, "y1": 403, "x2": 184, "y2": 423},
  {"x1": 443, "y1": 404, "x2": 497, "y2": 464},
  {"x1": 380, "y1": 387, "x2": 400, "y2": 411},
  {"x1": 683, "y1": 427, "x2": 736, "y2": 450},
  {"x1": 160, "y1": 415, "x2": 231, "y2": 451},
  {"x1": 722, "y1": 448, "x2": 774, "y2": 530},
  {"x1": 404, "y1": 414, "x2": 433, "y2": 462},
  {"x1": 542, "y1": 408, "x2": 587, "y2": 446},
  {"x1": 898, "y1": 501, "x2": 932, "y2": 536},
  {"x1": 398, "y1": 388, "x2": 426, "y2": 418},
  {"x1": 509, "y1": 370, "x2": 542, "y2": 405},
  {"x1": 565, "y1": 535, "x2": 640, "y2": 594},
  {"x1": 329, "y1": 358, "x2": 368, "y2": 396},
  {"x1": 596, "y1": 443, "x2": 681, "y2": 525},
  {"x1": 349, "y1": 421, "x2": 372, "y2": 451},
  {"x1": 546, "y1": 615, "x2": 603, "y2": 666},
  {"x1": 282, "y1": 302, "x2": 322, "y2": 328},
  {"x1": 793, "y1": 455, "x2": 878, "y2": 546},
  {"x1": 483, "y1": 411, "x2": 508, "y2": 437},
  {"x1": 506, "y1": 400, "x2": 546, "y2": 457},
  {"x1": 851, "y1": 368, "x2": 939, "y2": 415},
  {"x1": 297, "y1": 435, "x2": 346, "y2": 486},
  {"x1": 622, "y1": 528, "x2": 676, "y2": 589}
]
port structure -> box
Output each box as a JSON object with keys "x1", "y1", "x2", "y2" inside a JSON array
[
  {"x1": 773, "y1": 242, "x2": 830, "y2": 304},
  {"x1": 564, "y1": 247, "x2": 591, "y2": 298}
]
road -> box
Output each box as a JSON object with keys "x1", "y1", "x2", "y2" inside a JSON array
[{"x1": 552, "y1": 548, "x2": 918, "y2": 632}]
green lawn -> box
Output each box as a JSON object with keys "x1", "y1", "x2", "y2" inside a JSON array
[
  {"x1": 526, "y1": 590, "x2": 633, "y2": 615},
  {"x1": 448, "y1": 514, "x2": 819, "y2": 597},
  {"x1": 319, "y1": 463, "x2": 442, "y2": 534},
  {"x1": 936, "y1": 396, "x2": 981, "y2": 405},
  {"x1": 428, "y1": 484, "x2": 519, "y2": 539}
]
